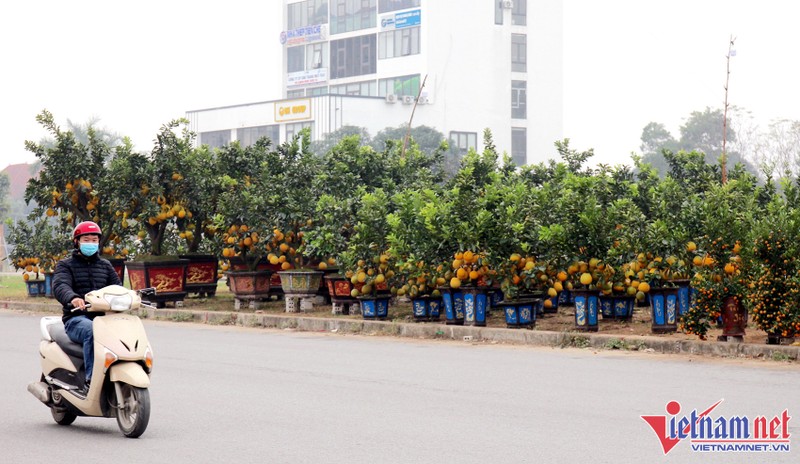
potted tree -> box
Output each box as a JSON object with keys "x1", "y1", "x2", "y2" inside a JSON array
[
  {"x1": 680, "y1": 183, "x2": 754, "y2": 340},
  {"x1": 339, "y1": 189, "x2": 395, "y2": 320},
  {"x1": 747, "y1": 209, "x2": 800, "y2": 344},
  {"x1": 304, "y1": 194, "x2": 356, "y2": 313},
  {"x1": 23, "y1": 110, "x2": 129, "y2": 283},
  {"x1": 177, "y1": 144, "x2": 224, "y2": 297},
  {"x1": 386, "y1": 188, "x2": 451, "y2": 322},
  {"x1": 107, "y1": 120, "x2": 195, "y2": 307},
  {"x1": 5, "y1": 217, "x2": 69, "y2": 297},
  {"x1": 213, "y1": 138, "x2": 277, "y2": 309},
  {"x1": 266, "y1": 131, "x2": 326, "y2": 311},
  {"x1": 435, "y1": 135, "x2": 504, "y2": 326}
]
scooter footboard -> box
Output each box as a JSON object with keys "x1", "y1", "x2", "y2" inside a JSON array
[{"x1": 109, "y1": 362, "x2": 150, "y2": 388}]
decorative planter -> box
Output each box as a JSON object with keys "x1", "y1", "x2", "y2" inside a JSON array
[
  {"x1": 278, "y1": 269, "x2": 324, "y2": 312},
  {"x1": 489, "y1": 288, "x2": 504, "y2": 308},
  {"x1": 572, "y1": 289, "x2": 600, "y2": 332},
  {"x1": 315, "y1": 266, "x2": 340, "y2": 303},
  {"x1": 359, "y1": 295, "x2": 390, "y2": 320},
  {"x1": 600, "y1": 295, "x2": 614, "y2": 319},
  {"x1": 229, "y1": 257, "x2": 283, "y2": 297},
  {"x1": 410, "y1": 296, "x2": 442, "y2": 322},
  {"x1": 225, "y1": 270, "x2": 273, "y2": 300},
  {"x1": 521, "y1": 292, "x2": 546, "y2": 317},
  {"x1": 720, "y1": 296, "x2": 747, "y2": 341},
  {"x1": 558, "y1": 289, "x2": 572, "y2": 306},
  {"x1": 613, "y1": 295, "x2": 635, "y2": 321},
  {"x1": 105, "y1": 257, "x2": 126, "y2": 284},
  {"x1": 496, "y1": 298, "x2": 538, "y2": 329},
  {"x1": 649, "y1": 287, "x2": 679, "y2": 334},
  {"x1": 325, "y1": 274, "x2": 359, "y2": 315},
  {"x1": 440, "y1": 287, "x2": 465, "y2": 325},
  {"x1": 543, "y1": 294, "x2": 559, "y2": 314},
  {"x1": 43, "y1": 272, "x2": 54, "y2": 298},
  {"x1": 25, "y1": 279, "x2": 47, "y2": 297},
  {"x1": 673, "y1": 279, "x2": 691, "y2": 317},
  {"x1": 126, "y1": 259, "x2": 189, "y2": 308},
  {"x1": 600, "y1": 295, "x2": 635, "y2": 321},
  {"x1": 180, "y1": 254, "x2": 220, "y2": 297},
  {"x1": 461, "y1": 286, "x2": 490, "y2": 326},
  {"x1": 278, "y1": 270, "x2": 324, "y2": 296}
]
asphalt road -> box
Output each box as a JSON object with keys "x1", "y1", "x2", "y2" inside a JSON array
[{"x1": 1, "y1": 309, "x2": 798, "y2": 464}]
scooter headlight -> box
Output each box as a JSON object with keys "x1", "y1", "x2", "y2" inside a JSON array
[{"x1": 103, "y1": 293, "x2": 133, "y2": 311}]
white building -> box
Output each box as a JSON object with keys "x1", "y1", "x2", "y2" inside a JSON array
[{"x1": 186, "y1": 0, "x2": 563, "y2": 165}]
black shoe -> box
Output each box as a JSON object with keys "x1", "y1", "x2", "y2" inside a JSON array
[{"x1": 74, "y1": 379, "x2": 91, "y2": 396}]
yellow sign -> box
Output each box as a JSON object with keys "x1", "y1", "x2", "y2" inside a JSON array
[{"x1": 275, "y1": 99, "x2": 312, "y2": 122}]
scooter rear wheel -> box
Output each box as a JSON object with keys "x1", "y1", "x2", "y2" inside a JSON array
[
  {"x1": 51, "y1": 406, "x2": 77, "y2": 426},
  {"x1": 115, "y1": 383, "x2": 150, "y2": 438}
]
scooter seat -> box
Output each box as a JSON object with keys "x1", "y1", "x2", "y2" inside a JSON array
[{"x1": 48, "y1": 323, "x2": 85, "y2": 359}]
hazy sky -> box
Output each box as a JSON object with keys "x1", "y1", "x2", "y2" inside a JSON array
[{"x1": 2, "y1": 0, "x2": 798, "y2": 171}]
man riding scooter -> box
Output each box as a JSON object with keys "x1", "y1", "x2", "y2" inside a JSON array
[{"x1": 53, "y1": 221, "x2": 121, "y2": 394}]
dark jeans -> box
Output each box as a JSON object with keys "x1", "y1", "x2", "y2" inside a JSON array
[{"x1": 64, "y1": 316, "x2": 94, "y2": 383}]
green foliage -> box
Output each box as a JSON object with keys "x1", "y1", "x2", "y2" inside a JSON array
[
  {"x1": 747, "y1": 206, "x2": 800, "y2": 338},
  {"x1": 5, "y1": 217, "x2": 70, "y2": 277},
  {"x1": 339, "y1": 189, "x2": 392, "y2": 272},
  {"x1": 370, "y1": 124, "x2": 445, "y2": 160},
  {"x1": 213, "y1": 138, "x2": 277, "y2": 270},
  {"x1": 639, "y1": 107, "x2": 757, "y2": 177},
  {"x1": 23, "y1": 110, "x2": 126, "y2": 254}
]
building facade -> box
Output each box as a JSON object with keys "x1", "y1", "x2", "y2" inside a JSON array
[{"x1": 187, "y1": 0, "x2": 562, "y2": 165}]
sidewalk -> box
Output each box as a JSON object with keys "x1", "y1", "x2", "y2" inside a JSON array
[{"x1": 3, "y1": 298, "x2": 798, "y2": 362}]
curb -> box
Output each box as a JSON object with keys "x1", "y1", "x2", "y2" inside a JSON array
[{"x1": 3, "y1": 299, "x2": 798, "y2": 361}]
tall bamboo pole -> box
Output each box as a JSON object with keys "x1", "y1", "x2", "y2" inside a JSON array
[
  {"x1": 721, "y1": 35, "x2": 735, "y2": 184},
  {"x1": 401, "y1": 74, "x2": 428, "y2": 159}
]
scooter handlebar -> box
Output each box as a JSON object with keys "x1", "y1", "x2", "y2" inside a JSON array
[
  {"x1": 68, "y1": 303, "x2": 92, "y2": 313},
  {"x1": 138, "y1": 287, "x2": 157, "y2": 297}
]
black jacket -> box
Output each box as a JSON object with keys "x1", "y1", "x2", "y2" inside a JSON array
[{"x1": 54, "y1": 249, "x2": 122, "y2": 323}]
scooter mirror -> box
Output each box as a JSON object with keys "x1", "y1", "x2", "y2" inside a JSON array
[{"x1": 139, "y1": 287, "x2": 157, "y2": 297}]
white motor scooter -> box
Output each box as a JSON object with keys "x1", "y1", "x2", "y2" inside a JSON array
[{"x1": 27, "y1": 285, "x2": 156, "y2": 438}]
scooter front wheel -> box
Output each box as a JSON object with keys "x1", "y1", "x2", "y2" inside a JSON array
[
  {"x1": 51, "y1": 406, "x2": 77, "y2": 426},
  {"x1": 115, "y1": 383, "x2": 150, "y2": 438}
]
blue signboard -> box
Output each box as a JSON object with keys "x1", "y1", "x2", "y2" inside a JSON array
[{"x1": 395, "y1": 9, "x2": 421, "y2": 29}]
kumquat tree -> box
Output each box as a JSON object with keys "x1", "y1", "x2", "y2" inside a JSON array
[{"x1": 23, "y1": 110, "x2": 129, "y2": 257}]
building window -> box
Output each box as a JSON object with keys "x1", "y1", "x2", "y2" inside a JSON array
[
  {"x1": 329, "y1": 80, "x2": 377, "y2": 96},
  {"x1": 511, "y1": 34, "x2": 527, "y2": 72},
  {"x1": 378, "y1": 74, "x2": 420, "y2": 96},
  {"x1": 511, "y1": 80, "x2": 527, "y2": 119},
  {"x1": 512, "y1": 127, "x2": 527, "y2": 165},
  {"x1": 199, "y1": 130, "x2": 231, "y2": 149},
  {"x1": 308, "y1": 43, "x2": 327, "y2": 69},
  {"x1": 379, "y1": 0, "x2": 419, "y2": 13},
  {"x1": 449, "y1": 131, "x2": 478, "y2": 154},
  {"x1": 307, "y1": 85, "x2": 328, "y2": 96},
  {"x1": 287, "y1": 46, "x2": 305, "y2": 73},
  {"x1": 512, "y1": 0, "x2": 527, "y2": 25},
  {"x1": 330, "y1": 34, "x2": 377, "y2": 79},
  {"x1": 285, "y1": 121, "x2": 314, "y2": 141},
  {"x1": 379, "y1": 26, "x2": 420, "y2": 59},
  {"x1": 288, "y1": 0, "x2": 329, "y2": 30},
  {"x1": 288, "y1": 42, "x2": 329, "y2": 74},
  {"x1": 287, "y1": 89, "x2": 305, "y2": 98},
  {"x1": 331, "y1": 0, "x2": 377, "y2": 35},
  {"x1": 495, "y1": 0, "x2": 503, "y2": 25},
  {"x1": 237, "y1": 125, "x2": 280, "y2": 147}
]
